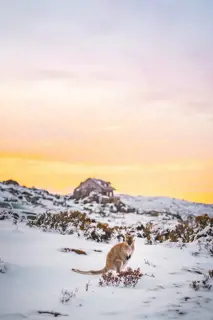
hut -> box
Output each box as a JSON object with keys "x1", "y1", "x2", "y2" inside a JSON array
[{"x1": 73, "y1": 178, "x2": 115, "y2": 199}]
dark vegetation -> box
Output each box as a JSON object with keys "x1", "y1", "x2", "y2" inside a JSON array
[
  {"x1": 99, "y1": 267, "x2": 142, "y2": 288},
  {"x1": 28, "y1": 211, "x2": 213, "y2": 251},
  {"x1": 37, "y1": 310, "x2": 68, "y2": 317}
]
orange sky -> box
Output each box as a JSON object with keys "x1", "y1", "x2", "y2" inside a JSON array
[
  {"x1": 0, "y1": 1, "x2": 213, "y2": 204},
  {"x1": 0, "y1": 153, "x2": 212, "y2": 204}
]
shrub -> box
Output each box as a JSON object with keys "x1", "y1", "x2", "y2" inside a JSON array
[
  {"x1": 60, "y1": 288, "x2": 79, "y2": 304},
  {"x1": 28, "y1": 211, "x2": 125, "y2": 243},
  {"x1": 28, "y1": 210, "x2": 213, "y2": 252},
  {"x1": 209, "y1": 270, "x2": 213, "y2": 278},
  {"x1": 189, "y1": 274, "x2": 212, "y2": 291},
  {"x1": 153, "y1": 214, "x2": 213, "y2": 249},
  {"x1": 98, "y1": 267, "x2": 142, "y2": 288},
  {"x1": 0, "y1": 258, "x2": 8, "y2": 274},
  {"x1": 195, "y1": 214, "x2": 213, "y2": 228}
]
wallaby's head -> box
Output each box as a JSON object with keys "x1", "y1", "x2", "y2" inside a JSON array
[{"x1": 125, "y1": 234, "x2": 134, "y2": 246}]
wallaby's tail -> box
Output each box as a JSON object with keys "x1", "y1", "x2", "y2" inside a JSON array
[{"x1": 72, "y1": 267, "x2": 106, "y2": 275}]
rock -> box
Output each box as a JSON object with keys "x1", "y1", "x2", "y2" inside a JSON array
[
  {"x1": 59, "y1": 248, "x2": 87, "y2": 255},
  {"x1": 2, "y1": 179, "x2": 20, "y2": 186}
]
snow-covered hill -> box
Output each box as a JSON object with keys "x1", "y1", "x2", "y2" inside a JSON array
[
  {"x1": 1, "y1": 180, "x2": 213, "y2": 249},
  {"x1": 0, "y1": 180, "x2": 68, "y2": 213},
  {"x1": 119, "y1": 194, "x2": 213, "y2": 218},
  {"x1": 0, "y1": 180, "x2": 212, "y2": 219},
  {"x1": 0, "y1": 181, "x2": 213, "y2": 319}
]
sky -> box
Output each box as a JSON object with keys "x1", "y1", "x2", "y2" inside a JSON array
[{"x1": 0, "y1": 0, "x2": 213, "y2": 203}]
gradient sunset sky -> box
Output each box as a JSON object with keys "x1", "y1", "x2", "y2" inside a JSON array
[{"x1": 0, "y1": 0, "x2": 213, "y2": 203}]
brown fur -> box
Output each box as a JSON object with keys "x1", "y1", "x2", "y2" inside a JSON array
[{"x1": 72, "y1": 235, "x2": 135, "y2": 275}]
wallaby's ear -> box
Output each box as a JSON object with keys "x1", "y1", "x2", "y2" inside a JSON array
[
  {"x1": 124, "y1": 233, "x2": 130, "y2": 241},
  {"x1": 125, "y1": 233, "x2": 134, "y2": 245},
  {"x1": 121, "y1": 234, "x2": 125, "y2": 242},
  {"x1": 117, "y1": 234, "x2": 125, "y2": 242}
]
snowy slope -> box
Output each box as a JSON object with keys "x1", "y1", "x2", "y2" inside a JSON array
[
  {"x1": 0, "y1": 182, "x2": 66, "y2": 213},
  {"x1": 0, "y1": 181, "x2": 213, "y2": 219},
  {"x1": 0, "y1": 220, "x2": 213, "y2": 320},
  {"x1": 119, "y1": 194, "x2": 213, "y2": 217},
  {"x1": 1, "y1": 181, "x2": 212, "y2": 319}
]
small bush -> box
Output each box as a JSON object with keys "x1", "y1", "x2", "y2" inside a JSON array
[
  {"x1": 0, "y1": 258, "x2": 7, "y2": 274},
  {"x1": 144, "y1": 259, "x2": 156, "y2": 267},
  {"x1": 60, "y1": 288, "x2": 79, "y2": 304},
  {"x1": 209, "y1": 270, "x2": 213, "y2": 278},
  {"x1": 189, "y1": 275, "x2": 212, "y2": 291},
  {"x1": 85, "y1": 280, "x2": 91, "y2": 291},
  {"x1": 205, "y1": 243, "x2": 213, "y2": 256},
  {"x1": 195, "y1": 214, "x2": 213, "y2": 228},
  {"x1": 98, "y1": 267, "x2": 142, "y2": 288}
]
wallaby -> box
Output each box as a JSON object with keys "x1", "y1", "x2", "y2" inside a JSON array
[{"x1": 72, "y1": 234, "x2": 135, "y2": 275}]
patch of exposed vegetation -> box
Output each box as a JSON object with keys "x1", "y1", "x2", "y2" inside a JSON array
[
  {"x1": 0, "y1": 258, "x2": 8, "y2": 274},
  {"x1": 28, "y1": 211, "x2": 126, "y2": 243},
  {"x1": 154, "y1": 214, "x2": 213, "y2": 245},
  {"x1": 60, "y1": 288, "x2": 79, "y2": 304},
  {"x1": 99, "y1": 267, "x2": 142, "y2": 288},
  {"x1": 189, "y1": 275, "x2": 212, "y2": 291},
  {"x1": 27, "y1": 211, "x2": 213, "y2": 251},
  {"x1": 37, "y1": 310, "x2": 68, "y2": 317},
  {"x1": 209, "y1": 270, "x2": 213, "y2": 278}
]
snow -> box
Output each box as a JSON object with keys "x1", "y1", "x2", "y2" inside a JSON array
[
  {"x1": 0, "y1": 220, "x2": 213, "y2": 320},
  {"x1": 1, "y1": 183, "x2": 213, "y2": 222},
  {"x1": 1, "y1": 182, "x2": 213, "y2": 221},
  {"x1": 119, "y1": 194, "x2": 213, "y2": 217}
]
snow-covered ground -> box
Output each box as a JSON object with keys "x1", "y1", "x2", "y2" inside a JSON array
[
  {"x1": 119, "y1": 194, "x2": 213, "y2": 217},
  {"x1": 0, "y1": 220, "x2": 213, "y2": 320}
]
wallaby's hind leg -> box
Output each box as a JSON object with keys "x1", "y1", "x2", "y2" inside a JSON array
[{"x1": 115, "y1": 259, "x2": 123, "y2": 273}]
